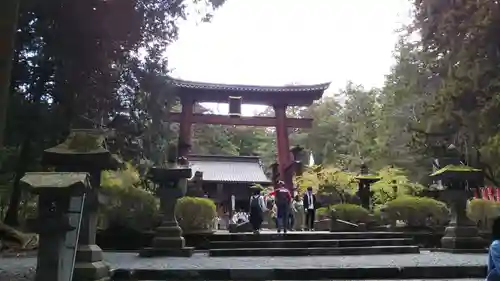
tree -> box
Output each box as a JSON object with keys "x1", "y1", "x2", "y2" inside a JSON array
[
  {"x1": 0, "y1": 0, "x2": 20, "y2": 149},
  {"x1": 411, "y1": 0, "x2": 500, "y2": 184},
  {"x1": 1, "y1": 0, "x2": 226, "y2": 226}
]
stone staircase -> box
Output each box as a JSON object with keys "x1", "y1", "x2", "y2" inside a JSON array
[{"x1": 208, "y1": 231, "x2": 420, "y2": 256}]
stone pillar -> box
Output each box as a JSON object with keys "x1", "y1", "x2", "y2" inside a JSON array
[
  {"x1": 21, "y1": 172, "x2": 92, "y2": 281},
  {"x1": 440, "y1": 189, "x2": 485, "y2": 252},
  {"x1": 358, "y1": 181, "x2": 369, "y2": 210},
  {"x1": 274, "y1": 104, "x2": 292, "y2": 192},
  {"x1": 139, "y1": 161, "x2": 194, "y2": 257},
  {"x1": 178, "y1": 97, "x2": 194, "y2": 158},
  {"x1": 42, "y1": 129, "x2": 118, "y2": 281}
]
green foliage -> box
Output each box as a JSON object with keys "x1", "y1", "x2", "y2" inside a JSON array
[
  {"x1": 175, "y1": 196, "x2": 217, "y2": 233},
  {"x1": 0, "y1": 0, "x2": 226, "y2": 225},
  {"x1": 100, "y1": 164, "x2": 158, "y2": 231},
  {"x1": 371, "y1": 166, "x2": 424, "y2": 205},
  {"x1": 316, "y1": 207, "x2": 330, "y2": 219},
  {"x1": 330, "y1": 203, "x2": 371, "y2": 224},
  {"x1": 296, "y1": 166, "x2": 357, "y2": 204},
  {"x1": 467, "y1": 199, "x2": 500, "y2": 231},
  {"x1": 381, "y1": 196, "x2": 449, "y2": 228},
  {"x1": 5, "y1": 0, "x2": 500, "y2": 228}
]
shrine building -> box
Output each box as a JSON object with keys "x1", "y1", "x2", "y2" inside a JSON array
[{"x1": 188, "y1": 155, "x2": 271, "y2": 212}]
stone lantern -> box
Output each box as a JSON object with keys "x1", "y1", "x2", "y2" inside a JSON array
[
  {"x1": 21, "y1": 172, "x2": 92, "y2": 281},
  {"x1": 42, "y1": 129, "x2": 120, "y2": 281},
  {"x1": 429, "y1": 144, "x2": 486, "y2": 252},
  {"x1": 139, "y1": 144, "x2": 194, "y2": 257},
  {"x1": 290, "y1": 145, "x2": 307, "y2": 177},
  {"x1": 354, "y1": 163, "x2": 381, "y2": 210},
  {"x1": 430, "y1": 164, "x2": 485, "y2": 252}
]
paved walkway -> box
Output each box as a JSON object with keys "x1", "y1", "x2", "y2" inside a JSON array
[
  {"x1": 0, "y1": 250, "x2": 487, "y2": 271},
  {"x1": 0, "y1": 250, "x2": 487, "y2": 281}
]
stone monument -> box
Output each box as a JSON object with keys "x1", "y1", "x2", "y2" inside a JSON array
[
  {"x1": 42, "y1": 129, "x2": 120, "y2": 281},
  {"x1": 139, "y1": 144, "x2": 194, "y2": 257},
  {"x1": 21, "y1": 172, "x2": 91, "y2": 281}
]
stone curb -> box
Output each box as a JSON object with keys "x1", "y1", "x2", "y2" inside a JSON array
[{"x1": 111, "y1": 265, "x2": 486, "y2": 280}]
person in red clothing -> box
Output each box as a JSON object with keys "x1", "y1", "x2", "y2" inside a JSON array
[{"x1": 270, "y1": 181, "x2": 292, "y2": 233}]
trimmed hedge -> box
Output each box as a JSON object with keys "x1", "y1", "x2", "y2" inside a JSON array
[
  {"x1": 381, "y1": 196, "x2": 449, "y2": 228},
  {"x1": 467, "y1": 198, "x2": 500, "y2": 231},
  {"x1": 321, "y1": 203, "x2": 371, "y2": 224},
  {"x1": 175, "y1": 196, "x2": 217, "y2": 233},
  {"x1": 332, "y1": 203, "x2": 371, "y2": 224}
]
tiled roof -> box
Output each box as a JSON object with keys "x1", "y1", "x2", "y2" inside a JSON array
[
  {"x1": 168, "y1": 78, "x2": 331, "y2": 93},
  {"x1": 188, "y1": 155, "x2": 271, "y2": 184}
]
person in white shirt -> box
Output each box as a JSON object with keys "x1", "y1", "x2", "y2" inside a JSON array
[{"x1": 302, "y1": 186, "x2": 317, "y2": 231}]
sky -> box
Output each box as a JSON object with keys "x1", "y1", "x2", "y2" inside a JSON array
[{"x1": 166, "y1": 0, "x2": 413, "y2": 115}]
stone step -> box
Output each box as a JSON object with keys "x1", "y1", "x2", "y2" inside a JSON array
[
  {"x1": 210, "y1": 238, "x2": 414, "y2": 249},
  {"x1": 210, "y1": 231, "x2": 408, "y2": 241},
  {"x1": 112, "y1": 265, "x2": 485, "y2": 280},
  {"x1": 208, "y1": 245, "x2": 420, "y2": 256}
]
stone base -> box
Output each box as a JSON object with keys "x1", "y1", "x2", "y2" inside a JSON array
[
  {"x1": 73, "y1": 261, "x2": 111, "y2": 281},
  {"x1": 440, "y1": 225, "x2": 486, "y2": 252},
  {"x1": 76, "y1": 244, "x2": 104, "y2": 262},
  {"x1": 139, "y1": 247, "x2": 194, "y2": 257},
  {"x1": 72, "y1": 244, "x2": 111, "y2": 281}
]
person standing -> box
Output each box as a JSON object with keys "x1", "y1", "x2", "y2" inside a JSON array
[
  {"x1": 270, "y1": 181, "x2": 292, "y2": 234},
  {"x1": 293, "y1": 195, "x2": 305, "y2": 230},
  {"x1": 303, "y1": 186, "x2": 317, "y2": 231},
  {"x1": 249, "y1": 188, "x2": 266, "y2": 234}
]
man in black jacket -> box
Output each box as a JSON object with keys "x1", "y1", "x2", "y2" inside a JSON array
[{"x1": 302, "y1": 186, "x2": 317, "y2": 231}]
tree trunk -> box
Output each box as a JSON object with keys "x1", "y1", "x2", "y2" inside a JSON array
[
  {"x1": 3, "y1": 62, "x2": 47, "y2": 227},
  {"x1": 3, "y1": 137, "x2": 31, "y2": 226},
  {"x1": 0, "y1": 0, "x2": 20, "y2": 149}
]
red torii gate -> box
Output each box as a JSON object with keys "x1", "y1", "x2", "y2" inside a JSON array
[{"x1": 167, "y1": 78, "x2": 330, "y2": 191}]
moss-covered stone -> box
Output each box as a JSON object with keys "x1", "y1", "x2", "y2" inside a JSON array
[
  {"x1": 21, "y1": 172, "x2": 90, "y2": 188},
  {"x1": 355, "y1": 174, "x2": 381, "y2": 183},
  {"x1": 46, "y1": 129, "x2": 108, "y2": 154},
  {"x1": 43, "y1": 129, "x2": 122, "y2": 171},
  {"x1": 430, "y1": 165, "x2": 481, "y2": 177}
]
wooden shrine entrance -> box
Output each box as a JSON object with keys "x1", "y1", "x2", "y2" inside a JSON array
[{"x1": 167, "y1": 78, "x2": 330, "y2": 191}]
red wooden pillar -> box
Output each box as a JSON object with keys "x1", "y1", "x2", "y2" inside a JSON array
[
  {"x1": 178, "y1": 98, "x2": 194, "y2": 158},
  {"x1": 274, "y1": 104, "x2": 291, "y2": 191}
]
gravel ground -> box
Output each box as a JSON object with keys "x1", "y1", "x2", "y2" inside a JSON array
[{"x1": 0, "y1": 251, "x2": 488, "y2": 280}]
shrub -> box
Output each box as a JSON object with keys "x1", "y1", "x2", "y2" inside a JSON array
[
  {"x1": 467, "y1": 199, "x2": 500, "y2": 231},
  {"x1": 330, "y1": 203, "x2": 371, "y2": 224},
  {"x1": 316, "y1": 207, "x2": 330, "y2": 220},
  {"x1": 371, "y1": 166, "x2": 424, "y2": 205},
  {"x1": 100, "y1": 185, "x2": 159, "y2": 231},
  {"x1": 382, "y1": 196, "x2": 449, "y2": 228},
  {"x1": 175, "y1": 197, "x2": 217, "y2": 233},
  {"x1": 100, "y1": 165, "x2": 159, "y2": 231}
]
